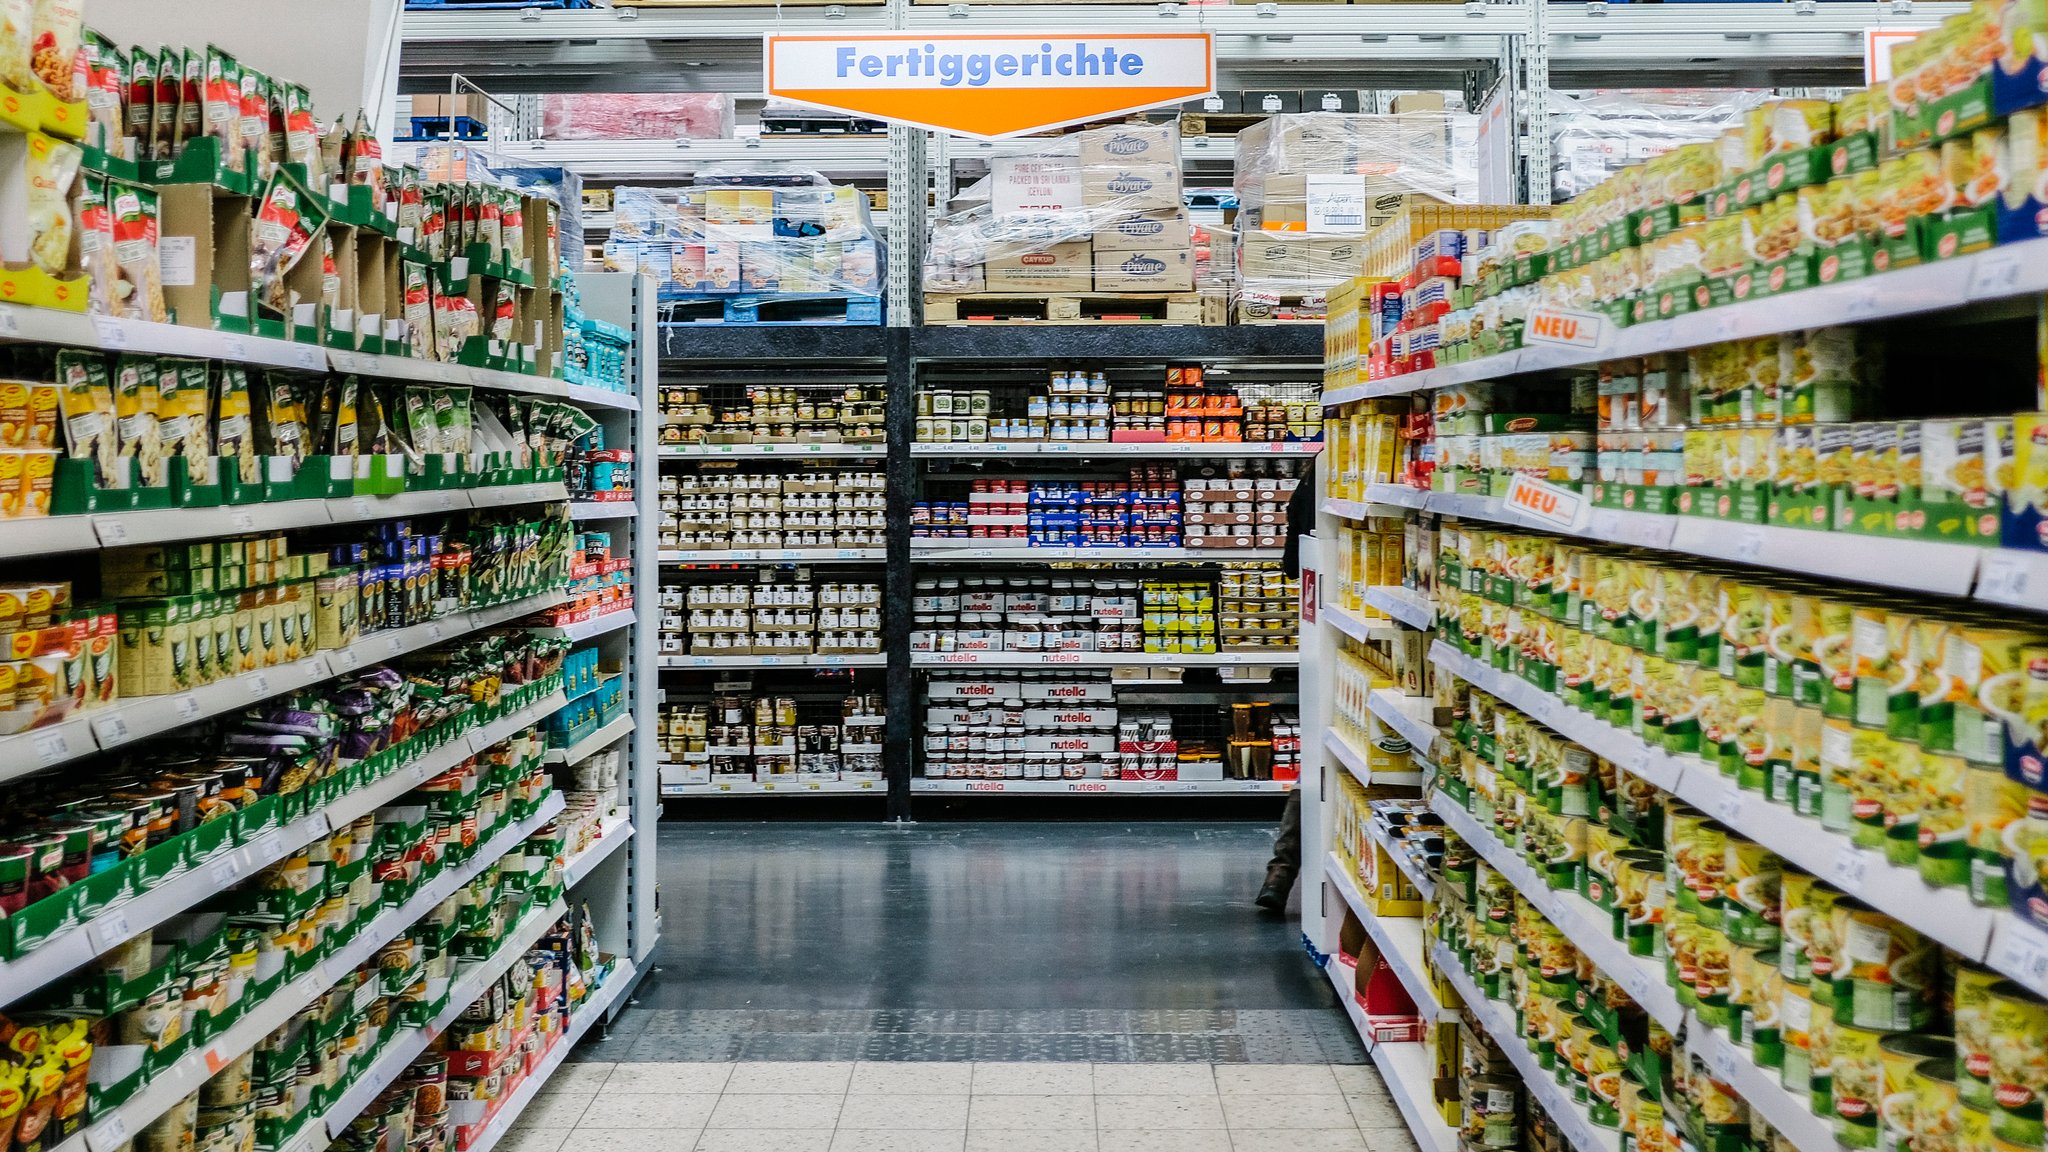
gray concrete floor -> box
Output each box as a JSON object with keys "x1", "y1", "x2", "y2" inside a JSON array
[{"x1": 586, "y1": 821, "x2": 1363, "y2": 1064}]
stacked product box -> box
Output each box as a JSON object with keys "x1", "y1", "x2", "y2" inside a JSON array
[
  {"x1": 924, "y1": 120, "x2": 1195, "y2": 298},
  {"x1": 657, "y1": 575, "x2": 881, "y2": 657},
  {"x1": 1181, "y1": 471, "x2": 1299, "y2": 551},
  {"x1": 658, "y1": 469, "x2": 887, "y2": 551},
  {"x1": 1232, "y1": 108, "x2": 1481, "y2": 321},
  {"x1": 602, "y1": 173, "x2": 882, "y2": 302},
  {"x1": 658, "y1": 693, "x2": 883, "y2": 784}
]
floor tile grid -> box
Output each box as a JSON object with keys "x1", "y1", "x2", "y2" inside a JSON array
[{"x1": 501, "y1": 1062, "x2": 1427, "y2": 1152}]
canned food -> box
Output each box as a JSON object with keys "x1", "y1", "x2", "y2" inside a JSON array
[
  {"x1": 1987, "y1": 980, "x2": 2048, "y2": 1148},
  {"x1": 1462, "y1": 1075, "x2": 1520, "y2": 1148},
  {"x1": 1910, "y1": 1057, "x2": 1961, "y2": 1152},
  {"x1": 1726, "y1": 837, "x2": 1784, "y2": 948},
  {"x1": 1956, "y1": 960, "x2": 2001, "y2": 1111},
  {"x1": 1834, "y1": 1023, "x2": 1889, "y2": 1148},
  {"x1": 1828, "y1": 899, "x2": 1939, "y2": 1032},
  {"x1": 1879, "y1": 1035, "x2": 1958, "y2": 1152}
]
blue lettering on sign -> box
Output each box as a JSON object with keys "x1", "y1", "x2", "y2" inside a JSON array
[{"x1": 827, "y1": 43, "x2": 1150, "y2": 87}]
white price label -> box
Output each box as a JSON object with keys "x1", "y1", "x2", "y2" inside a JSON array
[
  {"x1": 302, "y1": 654, "x2": 329, "y2": 679},
  {"x1": 0, "y1": 307, "x2": 20, "y2": 336},
  {"x1": 1623, "y1": 967, "x2": 1654, "y2": 1002},
  {"x1": 350, "y1": 496, "x2": 373, "y2": 520},
  {"x1": 250, "y1": 831, "x2": 283, "y2": 862},
  {"x1": 1968, "y1": 254, "x2": 2024, "y2": 300},
  {"x1": 86, "y1": 910, "x2": 134, "y2": 955},
  {"x1": 385, "y1": 634, "x2": 404, "y2": 656},
  {"x1": 91, "y1": 315, "x2": 129, "y2": 349},
  {"x1": 98, "y1": 518, "x2": 128, "y2": 544},
  {"x1": 1715, "y1": 791, "x2": 1745, "y2": 826},
  {"x1": 92, "y1": 714, "x2": 129, "y2": 746},
  {"x1": 1709, "y1": 1041, "x2": 1740, "y2": 1084},
  {"x1": 293, "y1": 344, "x2": 324, "y2": 370},
  {"x1": 173, "y1": 693, "x2": 201, "y2": 721},
  {"x1": 1990, "y1": 920, "x2": 2048, "y2": 990},
  {"x1": 1980, "y1": 554, "x2": 2031, "y2": 604},
  {"x1": 229, "y1": 508, "x2": 257, "y2": 531},
  {"x1": 221, "y1": 336, "x2": 248, "y2": 360},
  {"x1": 85, "y1": 1113, "x2": 131, "y2": 1152},
  {"x1": 330, "y1": 648, "x2": 359, "y2": 672},
  {"x1": 1829, "y1": 845, "x2": 1873, "y2": 893},
  {"x1": 1842, "y1": 288, "x2": 1882, "y2": 319},
  {"x1": 32, "y1": 726, "x2": 70, "y2": 765},
  {"x1": 1732, "y1": 527, "x2": 1766, "y2": 563},
  {"x1": 426, "y1": 621, "x2": 445, "y2": 642},
  {"x1": 208, "y1": 852, "x2": 244, "y2": 887},
  {"x1": 249, "y1": 671, "x2": 273, "y2": 697}
]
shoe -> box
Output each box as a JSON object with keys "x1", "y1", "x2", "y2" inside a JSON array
[{"x1": 1255, "y1": 870, "x2": 1293, "y2": 912}]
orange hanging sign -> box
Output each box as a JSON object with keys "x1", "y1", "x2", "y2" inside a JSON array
[{"x1": 763, "y1": 32, "x2": 1216, "y2": 139}]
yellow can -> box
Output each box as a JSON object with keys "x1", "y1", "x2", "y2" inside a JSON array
[
  {"x1": 1955, "y1": 960, "x2": 2001, "y2": 1111},
  {"x1": 1912, "y1": 1056, "x2": 1962, "y2": 1152},
  {"x1": 1879, "y1": 1035, "x2": 1957, "y2": 1152},
  {"x1": 1828, "y1": 899, "x2": 1940, "y2": 1032}
]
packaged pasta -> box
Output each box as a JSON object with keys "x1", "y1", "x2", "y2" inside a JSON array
[
  {"x1": 214, "y1": 364, "x2": 256, "y2": 483},
  {"x1": 0, "y1": 0, "x2": 30, "y2": 94},
  {"x1": 25, "y1": 131, "x2": 80, "y2": 277},
  {"x1": 113, "y1": 353, "x2": 163, "y2": 486},
  {"x1": 108, "y1": 179, "x2": 166, "y2": 322},
  {"x1": 79, "y1": 30, "x2": 120, "y2": 156},
  {"x1": 432, "y1": 282, "x2": 477, "y2": 359},
  {"x1": 126, "y1": 44, "x2": 153, "y2": 158},
  {"x1": 255, "y1": 372, "x2": 308, "y2": 466},
  {"x1": 174, "y1": 47, "x2": 200, "y2": 152},
  {"x1": 281, "y1": 84, "x2": 318, "y2": 181},
  {"x1": 201, "y1": 46, "x2": 239, "y2": 171},
  {"x1": 486, "y1": 281, "x2": 515, "y2": 343},
  {"x1": 237, "y1": 64, "x2": 267, "y2": 174},
  {"x1": 75, "y1": 172, "x2": 114, "y2": 314},
  {"x1": 54, "y1": 350, "x2": 114, "y2": 487},
  {"x1": 29, "y1": 0, "x2": 81, "y2": 103},
  {"x1": 347, "y1": 111, "x2": 384, "y2": 212},
  {"x1": 401, "y1": 260, "x2": 434, "y2": 360},
  {"x1": 248, "y1": 167, "x2": 326, "y2": 319},
  {"x1": 158, "y1": 358, "x2": 210, "y2": 476}
]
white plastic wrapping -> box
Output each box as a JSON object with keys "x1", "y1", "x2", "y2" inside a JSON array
[
  {"x1": 1231, "y1": 112, "x2": 1479, "y2": 302},
  {"x1": 1548, "y1": 89, "x2": 1769, "y2": 203},
  {"x1": 924, "y1": 120, "x2": 1195, "y2": 296},
  {"x1": 602, "y1": 166, "x2": 882, "y2": 298}
]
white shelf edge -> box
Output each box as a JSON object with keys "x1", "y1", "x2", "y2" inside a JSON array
[
  {"x1": 662, "y1": 777, "x2": 886, "y2": 795},
  {"x1": 1429, "y1": 639, "x2": 2006, "y2": 968},
  {"x1": 1325, "y1": 726, "x2": 1423, "y2": 789},
  {"x1": 566, "y1": 384, "x2": 641, "y2": 411},
  {"x1": 910, "y1": 442, "x2": 1322, "y2": 458},
  {"x1": 1366, "y1": 689, "x2": 1439, "y2": 760},
  {"x1": 545, "y1": 715, "x2": 636, "y2": 766},
  {"x1": 912, "y1": 651, "x2": 1297, "y2": 669},
  {"x1": 536, "y1": 609, "x2": 636, "y2": 643},
  {"x1": 1430, "y1": 792, "x2": 1685, "y2": 1031},
  {"x1": 460, "y1": 957, "x2": 638, "y2": 1152},
  {"x1": 1362, "y1": 585, "x2": 1435, "y2": 632},
  {"x1": 0, "y1": 686, "x2": 569, "y2": 1007},
  {"x1": 1362, "y1": 484, "x2": 1431, "y2": 511},
  {"x1": 568, "y1": 500, "x2": 638, "y2": 520},
  {"x1": 60, "y1": 793, "x2": 566, "y2": 1152},
  {"x1": 561, "y1": 817, "x2": 635, "y2": 888},
  {"x1": 660, "y1": 549, "x2": 886, "y2": 563},
  {"x1": 910, "y1": 777, "x2": 1293, "y2": 794},
  {"x1": 307, "y1": 895, "x2": 571, "y2": 1146},
  {"x1": 658, "y1": 653, "x2": 887, "y2": 669},
  {"x1": 1324, "y1": 853, "x2": 1452, "y2": 1022},
  {"x1": 1326, "y1": 603, "x2": 1405, "y2": 645},
  {"x1": 659, "y1": 444, "x2": 887, "y2": 459},
  {"x1": 1431, "y1": 941, "x2": 1625, "y2": 1152},
  {"x1": 1326, "y1": 236, "x2": 2048, "y2": 406},
  {"x1": 1, "y1": 586, "x2": 566, "y2": 789},
  {"x1": 1370, "y1": 1038, "x2": 1462, "y2": 1152},
  {"x1": 1365, "y1": 818, "x2": 1438, "y2": 904},
  {"x1": 910, "y1": 545, "x2": 1286, "y2": 563}
]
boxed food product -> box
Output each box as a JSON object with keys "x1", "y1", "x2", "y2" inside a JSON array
[{"x1": 604, "y1": 173, "x2": 882, "y2": 301}]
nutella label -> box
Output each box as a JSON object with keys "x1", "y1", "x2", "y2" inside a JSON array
[{"x1": 1020, "y1": 682, "x2": 1115, "y2": 702}]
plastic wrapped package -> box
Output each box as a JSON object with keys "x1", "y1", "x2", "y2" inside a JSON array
[
  {"x1": 539, "y1": 93, "x2": 735, "y2": 142},
  {"x1": 922, "y1": 119, "x2": 1195, "y2": 297},
  {"x1": 1231, "y1": 112, "x2": 1478, "y2": 305},
  {"x1": 603, "y1": 166, "x2": 882, "y2": 299},
  {"x1": 1548, "y1": 89, "x2": 1769, "y2": 203}
]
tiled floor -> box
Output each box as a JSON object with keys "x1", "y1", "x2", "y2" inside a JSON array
[{"x1": 505, "y1": 1061, "x2": 1424, "y2": 1152}]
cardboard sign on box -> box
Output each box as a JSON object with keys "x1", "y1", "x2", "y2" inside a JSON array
[
  {"x1": 993, "y1": 155, "x2": 1083, "y2": 216},
  {"x1": 985, "y1": 239, "x2": 1092, "y2": 292},
  {"x1": 1081, "y1": 165, "x2": 1181, "y2": 212},
  {"x1": 1079, "y1": 121, "x2": 1179, "y2": 167},
  {"x1": 1094, "y1": 249, "x2": 1193, "y2": 292},
  {"x1": 1092, "y1": 209, "x2": 1192, "y2": 254}
]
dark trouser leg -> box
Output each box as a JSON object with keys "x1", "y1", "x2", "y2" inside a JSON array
[{"x1": 1269, "y1": 787, "x2": 1302, "y2": 879}]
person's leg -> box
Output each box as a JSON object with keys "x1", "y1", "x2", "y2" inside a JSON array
[{"x1": 1256, "y1": 787, "x2": 1302, "y2": 911}]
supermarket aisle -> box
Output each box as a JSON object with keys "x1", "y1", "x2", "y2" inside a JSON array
[
  {"x1": 519, "y1": 821, "x2": 1418, "y2": 1152},
  {"x1": 589, "y1": 821, "x2": 1365, "y2": 1063}
]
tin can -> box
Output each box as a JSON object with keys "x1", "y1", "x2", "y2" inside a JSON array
[
  {"x1": 1784, "y1": 978, "x2": 1819, "y2": 1097},
  {"x1": 1877, "y1": 1036, "x2": 1957, "y2": 1152},
  {"x1": 1462, "y1": 1075, "x2": 1520, "y2": 1148},
  {"x1": 1829, "y1": 899, "x2": 1939, "y2": 1031},
  {"x1": 1726, "y1": 837, "x2": 1784, "y2": 947},
  {"x1": 1987, "y1": 980, "x2": 2048, "y2": 1148},
  {"x1": 1911, "y1": 1057, "x2": 1961, "y2": 1152},
  {"x1": 1965, "y1": 765, "x2": 2026, "y2": 907},
  {"x1": 1955, "y1": 960, "x2": 2001, "y2": 1111},
  {"x1": 1835, "y1": 1023, "x2": 1889, "y2": 1147}
]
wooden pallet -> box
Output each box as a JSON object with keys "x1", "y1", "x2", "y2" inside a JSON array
[
  {"x1": 661, "y1": 292, "x2": 883, "y2": 326},
  {"x1": 925, "y1": 292, "x2": 1216, "y2": 325}
]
